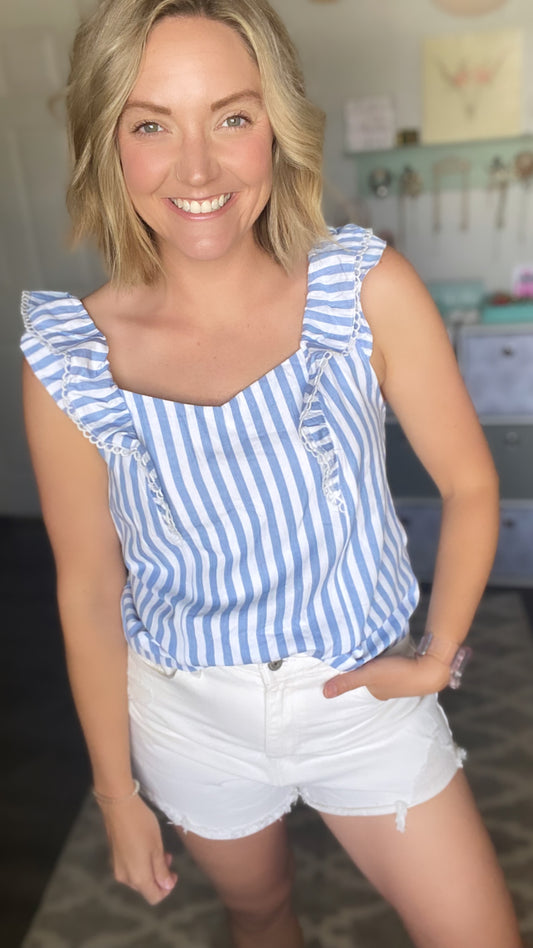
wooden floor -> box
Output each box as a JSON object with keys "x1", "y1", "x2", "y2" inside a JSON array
[{"x1": 1, "y1": 516, "x2": 532, "y2": 948}]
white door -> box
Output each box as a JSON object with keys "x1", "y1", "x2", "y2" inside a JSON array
[{"x1": 0, "y1": 0, "x2": 104, "y2": 514}]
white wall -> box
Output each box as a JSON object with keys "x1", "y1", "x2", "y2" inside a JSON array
[
  {"x1": 0, "y1": 0, "x2": 102, "y2": 515},
  {"x1": 270, "y1": 0, "x2": 533, "y2": 289}
]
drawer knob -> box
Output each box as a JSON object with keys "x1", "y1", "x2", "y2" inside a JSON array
[
  {"x1": 501, "y1": 345, "x2": 514, "y2": 357},
  {"x1": 502, "y1": 517, "x2": 516, "y2": 529},
  {"x1": 504, "y1": 431, "x2": 520, "y2": 446}
]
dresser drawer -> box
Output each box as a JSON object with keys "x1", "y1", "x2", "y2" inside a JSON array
[
  {"x1": 396, "y1": 500, "x2": 533, "y2": 588},
  {"x1": 484, "y1": 425, "x2": 533, "y2": 498},
  {"x1": 386, "y1": 423, "x2": 439, "y2": 498},
  {"x1": 491, "y1": 502, "x2": 533, "y2": 586},
  {"x1": 457, "y1": 325, "x2": 533, "y2": 417},
  {"x1": 395, "y1": 501, "x2": 441, "y2": 583}
]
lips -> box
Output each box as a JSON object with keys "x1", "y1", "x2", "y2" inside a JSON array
[{"x1": 169, "y1": 192, "x2": 232, "y2": 214}]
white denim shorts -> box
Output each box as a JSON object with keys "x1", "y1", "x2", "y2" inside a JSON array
[{"x1": 127, "y1": 648, "x2": 464, "y2": 840}]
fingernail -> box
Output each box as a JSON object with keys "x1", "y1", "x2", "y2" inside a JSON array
[
  {"x1": 324, "y1": 683, "x2": 337, "y2": 698},
  {"x1": 163, "y1": 878, "x2": 174, "y2": 889}
]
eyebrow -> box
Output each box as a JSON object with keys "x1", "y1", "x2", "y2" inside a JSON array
[
  {"x1": 210, "y1": 90, "x2": 262, "y2": 112},
  {"x1": 123, "y1": 100, "x2": 172, "y2": 116},
  {"x1": 123, "y1": 89, "x2": 263, "y2": 115}
]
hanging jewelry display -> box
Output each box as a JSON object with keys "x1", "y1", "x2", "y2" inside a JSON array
[
  {"x1": 397, "y1": 166, "x2": 423, "y2": 248},
  {"x1": 514, "y1": 151, "x2": 533, "y2": 242},
  {"x1": 432, "y1": 156, "x2": 471, "y2": 233},
  {"x1": 368, "y1": 167, "x2": 393, "y2": 199},
  {"x1": 487, "y1": 157, "x2": 511, "y2": 230}
]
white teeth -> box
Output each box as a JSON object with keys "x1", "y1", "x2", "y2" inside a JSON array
[{"x1": 171, "y1": 193, "x2": 231, "y2": 214}]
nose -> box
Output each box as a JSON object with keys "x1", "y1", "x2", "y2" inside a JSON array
[{"x1": 174, "y1": 129, "x2": 219, "y2": 189}]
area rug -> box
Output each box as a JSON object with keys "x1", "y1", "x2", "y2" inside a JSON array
[{"x1": 22, "y1": 591, "x2": 533, "y2": 948}]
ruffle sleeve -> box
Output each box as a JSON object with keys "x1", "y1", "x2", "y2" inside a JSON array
[
  {"x1": 298, "y1": 225, "x2": 386, "y2": 509},
  {"x1": 20, "y1": 290, "x2": 180, "y2": 539}
]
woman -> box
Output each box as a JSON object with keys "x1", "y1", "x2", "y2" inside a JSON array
[{"x1": 21, "y1": 1, "x2": 522, "y2": 946}]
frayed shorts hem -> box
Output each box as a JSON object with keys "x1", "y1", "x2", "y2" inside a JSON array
[
  {"x1": 301, "y1": 743, "x2": 466, "y2": 821},
  {"x1": 142, "y1": 788, "x2": 300, "y2": 840},
  {"x1": 142, "y1": 749, "x2": 464, "y2": 840},
  {"x1": 302, "y1": 751, "x2": 464, "y2": 833}
]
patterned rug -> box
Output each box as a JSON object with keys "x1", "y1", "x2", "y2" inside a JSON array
[{"x1": 22, "y1": 592, "x2": 533, "y2": 948}]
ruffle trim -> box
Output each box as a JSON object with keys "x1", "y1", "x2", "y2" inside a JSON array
[
  {"x1": 21, "y1": 290, "x2": 181, "y2": 540},
  {"x1": 298, "y1": 350, "x2": 345, "y2": 510},
  {"x1": 298, "y1": 227, "x2": 377, "y2": 509}
]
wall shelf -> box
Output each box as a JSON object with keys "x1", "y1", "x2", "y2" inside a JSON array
[{"x1": 348, "y1": 135, "x2": 533, "y2": 197}]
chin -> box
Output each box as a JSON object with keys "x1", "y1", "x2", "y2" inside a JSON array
[{"x1": 168, "y1": 232, "x2": 253, "y2": 264}]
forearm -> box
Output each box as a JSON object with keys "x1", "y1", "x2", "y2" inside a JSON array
[
  {"x1": 425, "y1": 477, "x2": 500, "y2": 647},
  {"x1": 57, "y1": 585, "x2": 177, "y2": 903},
  {"x1": 58, "y1": 587, "x2": 134, "y2": 796},
  {"x1": 324, "y1": 478, "x2": 500, "y2": 700}
]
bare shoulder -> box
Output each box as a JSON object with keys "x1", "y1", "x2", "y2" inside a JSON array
[
  {"x1": 361, "y1": 246, "x2": 446, "y2": 342},
  {"x1": 361, "y1": 246, "x2": 452, "y2": 388}
]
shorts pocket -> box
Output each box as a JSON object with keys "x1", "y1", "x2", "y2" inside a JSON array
[
  {"x1": 356, "y1": 685, "x2": 389, "y2": 703},
  {"x1": 127, "y1": 649, "x2": 162, "y2": 707}
]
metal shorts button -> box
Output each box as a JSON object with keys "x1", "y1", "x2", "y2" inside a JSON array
[{"x1": 267, "y1": 660, "x2": 283, "y2": 671}]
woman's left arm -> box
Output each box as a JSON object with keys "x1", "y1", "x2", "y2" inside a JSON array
[{"x1": 324, "y1": 247, "x2": 499, "y2": 700}]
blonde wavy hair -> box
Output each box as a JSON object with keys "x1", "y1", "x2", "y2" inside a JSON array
[{"x1": 66, "y1": 0, "x2": 329, "y2": 284}]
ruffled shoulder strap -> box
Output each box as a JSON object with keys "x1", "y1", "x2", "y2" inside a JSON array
[
  {"x1": 303, "y1": 224, "x2": 386, "y2": 355},
  {"x1": 21, "y1": 290, "x2": 181, "y2": 538},
  {"x1": 298, "y1": 225, "x2": 386, "y2": 510},
  {"x1": 20, "y1": 290, "x2": 138, "y2": 455}
]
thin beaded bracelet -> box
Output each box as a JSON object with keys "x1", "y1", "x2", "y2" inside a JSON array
[
  {"x1": 415, "y1": 632, "x2": 473, "y2": 690},
  {"x1": 92, "y1": 780, "x2": 140, "y2": 805}
]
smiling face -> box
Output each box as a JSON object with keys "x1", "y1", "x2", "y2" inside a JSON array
[{"x1": 117, "y1": 15, "x2": 274, "y2": 268}]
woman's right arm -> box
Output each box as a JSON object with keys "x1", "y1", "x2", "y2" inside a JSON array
[{"x1": 22, "y1": 360, "x2": 177, "y2": 904}]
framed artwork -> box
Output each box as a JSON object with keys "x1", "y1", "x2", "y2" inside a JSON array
[
  {"x1": 344, "y1": 96, "x2": 396, "y2": 152},
  {"x1": 422, "y1": 29, "x2": 523, "y2": 144}
]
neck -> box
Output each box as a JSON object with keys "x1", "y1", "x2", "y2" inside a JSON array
[{"x1": 152, "y1": 241, "x2": 286, "y2": 330}]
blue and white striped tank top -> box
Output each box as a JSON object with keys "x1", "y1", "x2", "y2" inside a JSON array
[{"x1": 21, "y1": 224, "x2": 419, "y2": 672}]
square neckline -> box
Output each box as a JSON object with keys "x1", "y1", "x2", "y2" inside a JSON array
[{"x1": 76, "y1": 253, "x2": 316, "y2": 412}]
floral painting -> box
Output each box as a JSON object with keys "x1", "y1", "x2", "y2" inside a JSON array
[{"x1": 422, "y1": 29, "x2": 522, "y2": 144}]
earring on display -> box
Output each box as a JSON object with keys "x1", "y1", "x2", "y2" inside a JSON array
[
  {"x1": 514, "y1": 151, "x2": 533, "y2": 242},
  {"x1": 368, "y1": 167, "x2": 393, "y2": 199},
  {"x1": 397, "y1": 165, "x2": 423, "y2": 249},
  {"x1": 487, "y1": 157, "x2": 511, "y2": 231}
]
